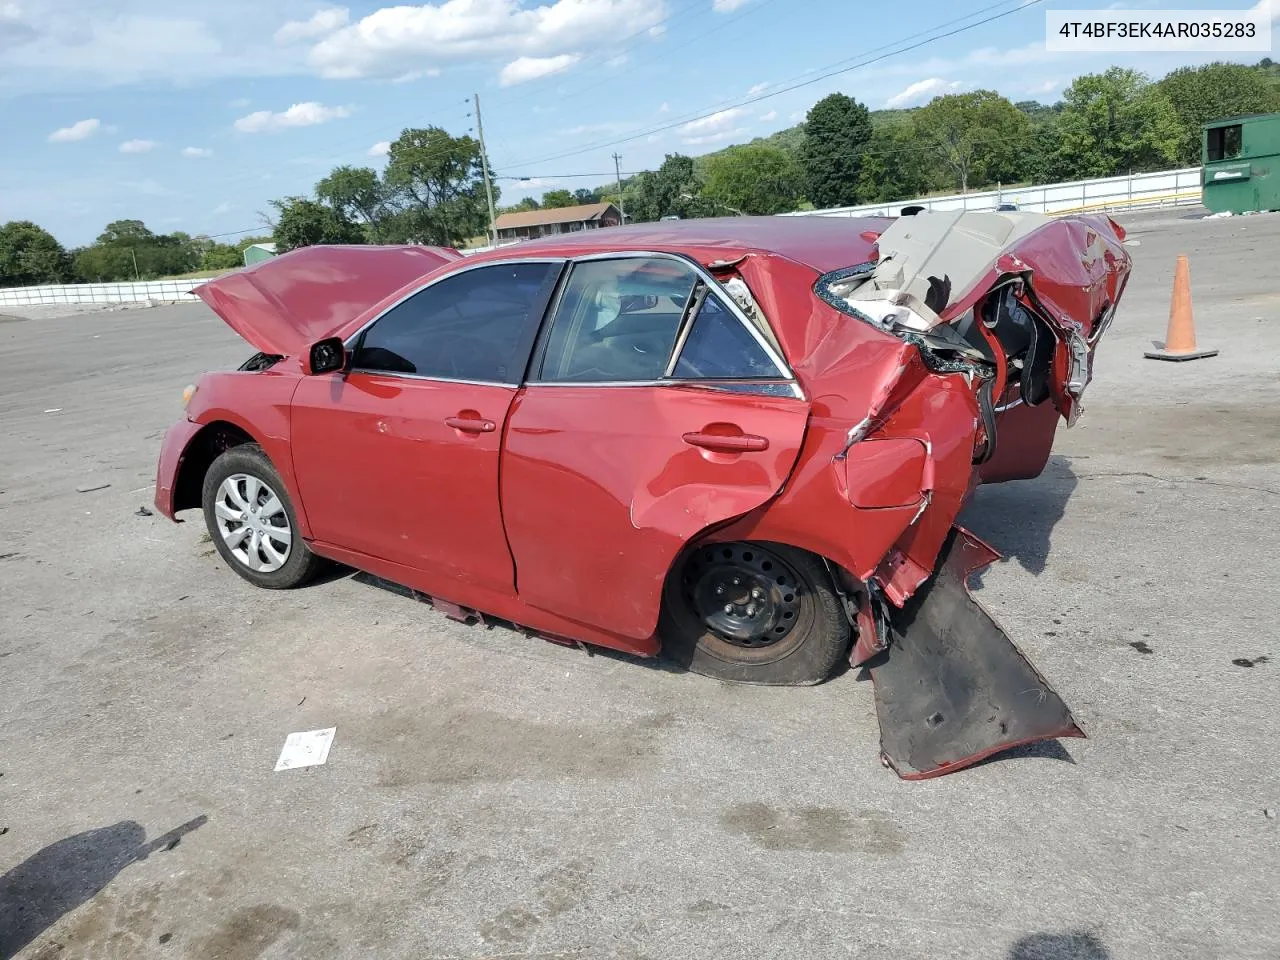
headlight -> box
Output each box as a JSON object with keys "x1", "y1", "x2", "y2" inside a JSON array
[{"x1": 182, "y1": 384, "x2": 197, "y2": 409}]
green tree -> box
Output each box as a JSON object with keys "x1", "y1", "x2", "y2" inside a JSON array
[
  {"x1": 1050, "y1": 68, "x2": 1180, "y2": 179},
  {"x1": 72, "y1": 220, "x2": 199, "y2": 280},
  {"x1": 0, "y1": 221, "x2": 73, "y2": 286},
  {"x1": 540, "y1": 189, "x2": 577, "y2": 208},
  {"x1": 703, "y1": 144, "x2": 803, "y2": 215},
  {"x1": 1156, "y1": 62, "x2": 1280, "y2": 164},
  {"x1": 380, "y1": 126, "x2": 494, "y2": 245},
  {"x1": 194, "y1": 239, "x2": 243, "y2": 270},
  {"x1": 270, "y1": 197, "x2": 366, "y2": 252},
  {"x1": 800, "y1": 93, "x2": 873, "y2": 208},
  {"x1": 626, "y1": 154, "x2": 708, "y2": 221},
  {"x1": 316, "y1": 165, "x2": 388, "y2": 232},
  {"x1": 913, "y1": 91, "x2": 1032, "y2": 192},
  {"x1": 855, "y1": 125, "x2": 933, "y2": 203},
  {"x1": 573, "y1": 188, "x2": 598, "y2": 204}
]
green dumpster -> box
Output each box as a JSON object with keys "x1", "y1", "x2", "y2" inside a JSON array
[{"x1": 1202, "y1": 112, "x2": 1280, "y2": 215}]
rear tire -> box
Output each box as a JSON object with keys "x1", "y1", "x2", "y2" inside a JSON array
[
  {"x1": 659, "y1": 542, "x2": 850, "y2": 685},
  {"x1": 201, "y1": 444, "x2": 325, "y2": 590}
]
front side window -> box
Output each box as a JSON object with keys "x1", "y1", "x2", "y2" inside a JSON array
[{"x1": 353, "y1": 262, "x2": 559, "y2": 383}]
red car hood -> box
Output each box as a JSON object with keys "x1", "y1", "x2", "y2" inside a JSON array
[{"x1": 195, "y1": 244, "x2": 462, "y2": 355}]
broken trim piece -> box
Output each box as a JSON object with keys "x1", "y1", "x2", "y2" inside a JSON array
[{"x1": 868, "y1": 527, "x2": 1085, "y2": 780}]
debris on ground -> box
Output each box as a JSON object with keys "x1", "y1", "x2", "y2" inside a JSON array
[
  {"x1": 1265, "y1": 809, "x2": 1276, "y2": 820},
  {"x1": 1232, "y1": 656, "x2": 1271, "y2": 668},
  {"x1": 135, "y1": 506, "x2": 154, "y2": 517},
  {"x1": 76, "y1": 483, "x2": 111, "y2": 493},
  {"x1": 274, "y1": 727, "x2": 336, "y2": 771}
]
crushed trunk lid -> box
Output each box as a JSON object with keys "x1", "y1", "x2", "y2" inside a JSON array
[{"x1": 195, "y1": 244, "x2": 461, "y2": 355}]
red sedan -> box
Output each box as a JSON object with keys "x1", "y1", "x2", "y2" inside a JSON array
[{"x1": 155, "y1": 212, "x2": 1131, "y2": 778}]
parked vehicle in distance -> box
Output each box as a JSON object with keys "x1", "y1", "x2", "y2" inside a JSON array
[
  {"x1": 155, "y1": 211, "x2": 1131, "y2": 778},
  {"x1": 997, "y1": 201, "x2": 1020, "y2": 212}
]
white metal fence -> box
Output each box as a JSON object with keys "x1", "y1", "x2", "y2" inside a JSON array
[
  {"x1": 0, "y1": 278, "x2": 202, "y2": 309},
  {"x1": 783, "y1": 166, "x2": 1204, "y2": 219}
]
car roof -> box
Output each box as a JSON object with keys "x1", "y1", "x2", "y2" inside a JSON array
[{"x1": 468, "y1": 215, "x2": 892, "y2": 276}]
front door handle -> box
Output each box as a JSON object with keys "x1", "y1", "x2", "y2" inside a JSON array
[
  {"x1": 445, "y1": 416, "x2": 496, "y2": 434},
  {"x1": 682, "y1": 431, "x2": 769, "y2": 453}
]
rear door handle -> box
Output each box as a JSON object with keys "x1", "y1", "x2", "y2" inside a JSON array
[
  {"x1": 445, "y1": 416, "x2": 496, "y2": 434},
  {"x1": 682, "y1": 431, "x2": 769, "y2": 453}
]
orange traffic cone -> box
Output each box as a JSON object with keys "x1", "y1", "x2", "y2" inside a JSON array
[{"x1": 1144, "y1": 255, "x2": 1218, "y2": 361}]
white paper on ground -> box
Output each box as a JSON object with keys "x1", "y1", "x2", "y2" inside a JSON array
[{"x1": 274, "y1": 727, "x2": 336, "y2": 771}]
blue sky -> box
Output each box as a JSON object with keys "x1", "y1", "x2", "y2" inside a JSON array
[{"x1": 1, "y1": 0, "x2": 1274, "y2": 246}]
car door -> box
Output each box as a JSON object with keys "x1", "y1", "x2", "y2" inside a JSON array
[
  {"x1": 501, "y1": 254, "x2": 812, "y2": 641},
  {"x1": 290, "y1": 260, "x2": 562, "y2": 597}
]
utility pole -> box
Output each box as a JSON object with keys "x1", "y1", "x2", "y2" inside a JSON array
[
  {"x1": 612, "y1": 153, "x2": 626, "y2": 224},
  {"x1": 473, "y1": 93, "x2": 499, "y2": 246},
  {"x1": 129, "y1": 248, "x2": 140, "y2": 281}
]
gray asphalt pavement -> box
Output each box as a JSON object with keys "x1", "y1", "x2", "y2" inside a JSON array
[{"x1": 1, "y1": 209, "x2": 1278, "y2": 960}]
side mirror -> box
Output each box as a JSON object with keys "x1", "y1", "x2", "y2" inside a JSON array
[{"x1": 305, "y1": 336, "x2": 347, "y2": 375}]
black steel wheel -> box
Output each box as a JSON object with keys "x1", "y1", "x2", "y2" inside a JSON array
[{"x1": 659, "y1": 541, "x2": 851, "y2": 685}]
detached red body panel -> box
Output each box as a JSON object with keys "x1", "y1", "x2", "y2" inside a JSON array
[{"x1": 157, "y1": 211, "x2": 1131, "y2": 778}]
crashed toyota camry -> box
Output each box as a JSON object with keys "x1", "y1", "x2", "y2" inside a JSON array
[{"x1": 154, "y1": 211, "x2": 1131, "y2": 779}]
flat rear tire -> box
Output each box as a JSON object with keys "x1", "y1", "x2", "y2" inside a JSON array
[{"x1": 660, "y1": 541, "x2": 850, "y2": 685}]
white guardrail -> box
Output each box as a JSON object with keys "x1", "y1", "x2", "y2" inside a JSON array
[
  {"x1": 0, "y1": 278, "x2": 202, "y2": 309},
  {"x1": 785, "y1": 166, "x2": 1204, "y2": 219},
  {"x1": 0, "y1": 167, "x2": 1205, "y2": 307}
]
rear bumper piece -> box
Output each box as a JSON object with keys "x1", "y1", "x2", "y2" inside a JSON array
[{"x1": 869, "y1": 526, "x2": 1084, "y2": 779}]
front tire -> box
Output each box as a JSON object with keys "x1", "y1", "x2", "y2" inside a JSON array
[
  {"x1": 201, "y1": 444, "x2": 324, "y2": 589},
  {"x1": 659, "y1": 542, "x2": 851, "y2": 685}
]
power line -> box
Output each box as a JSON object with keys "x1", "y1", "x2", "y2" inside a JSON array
[{"x1": 502, "y1": 0, "x2": 1045, "y2": 170}]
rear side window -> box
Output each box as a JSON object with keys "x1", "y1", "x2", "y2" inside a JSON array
[
  {"x1": 673, "y1": 295, "x2": 782, "y2": 379},
  {"x1": 353, "y1": 262, "x2": 559, "y2": 383},
  {"x1": 537, "y1": 257, "x2": 697, "y2": 382}
]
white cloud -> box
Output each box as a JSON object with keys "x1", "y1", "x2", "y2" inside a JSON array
[
  {"x1": 182, "y1": 146, "x2": 213, "y2": 158},
  {"x1": 212, "y1": 201, "x2": 232, "y2": 215},
  {"x1": 759, "y1": 109, "x2": 777, "y2": 122},
  {"x1": 307, "y1": 0, "x2": 667, "y2": 80},
  {"x1": 683, "y1": 128, "x2": 748, "y2": 145},
  {"x1": 48, "y1": 118, "x2": 100, "y2": 142},
  {"x1": 275, "y1": 7, "x2": 350, "y2": 43},
  {"x1": 234, "y1": 101, "x2": 352, "y2": 132},
  {"x1": 368, "y1": 140, "x2": 390, "y2": 156},
  {"x1": 119, "y1": 138, "x2": 157, "y2": 153},
  {"x1": 605, "y1": 52, "x2": 627, "y2": 67},
  {"x1": 2, "y1": 8, "x2": 303, "y2": 92},
  {"x1": 658, "y1": 101, "x2": 670, "y2": 113},
  {"x1": 499, "y1": 53, "x2": 581, "y2": 86},
  {"x1": 679, "y1": 107, "x2": 746, "y2": 137},
  {"x1": 1026, "y1": 79, "x2": 1059, "y2": 97},
  {"x1": 885, "y1": 77, "x2": 961, "y2": 109},
  {"x1": 747, "y1": 81, "x2": 768, "y2": 96},
  {"x1": 713, "y1": 0, "x2": 750, "y2": 11}
]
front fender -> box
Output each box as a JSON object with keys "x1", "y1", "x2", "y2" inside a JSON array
[{"x1": 154, "y1": 418, "x2": 204, "y2": 520}]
